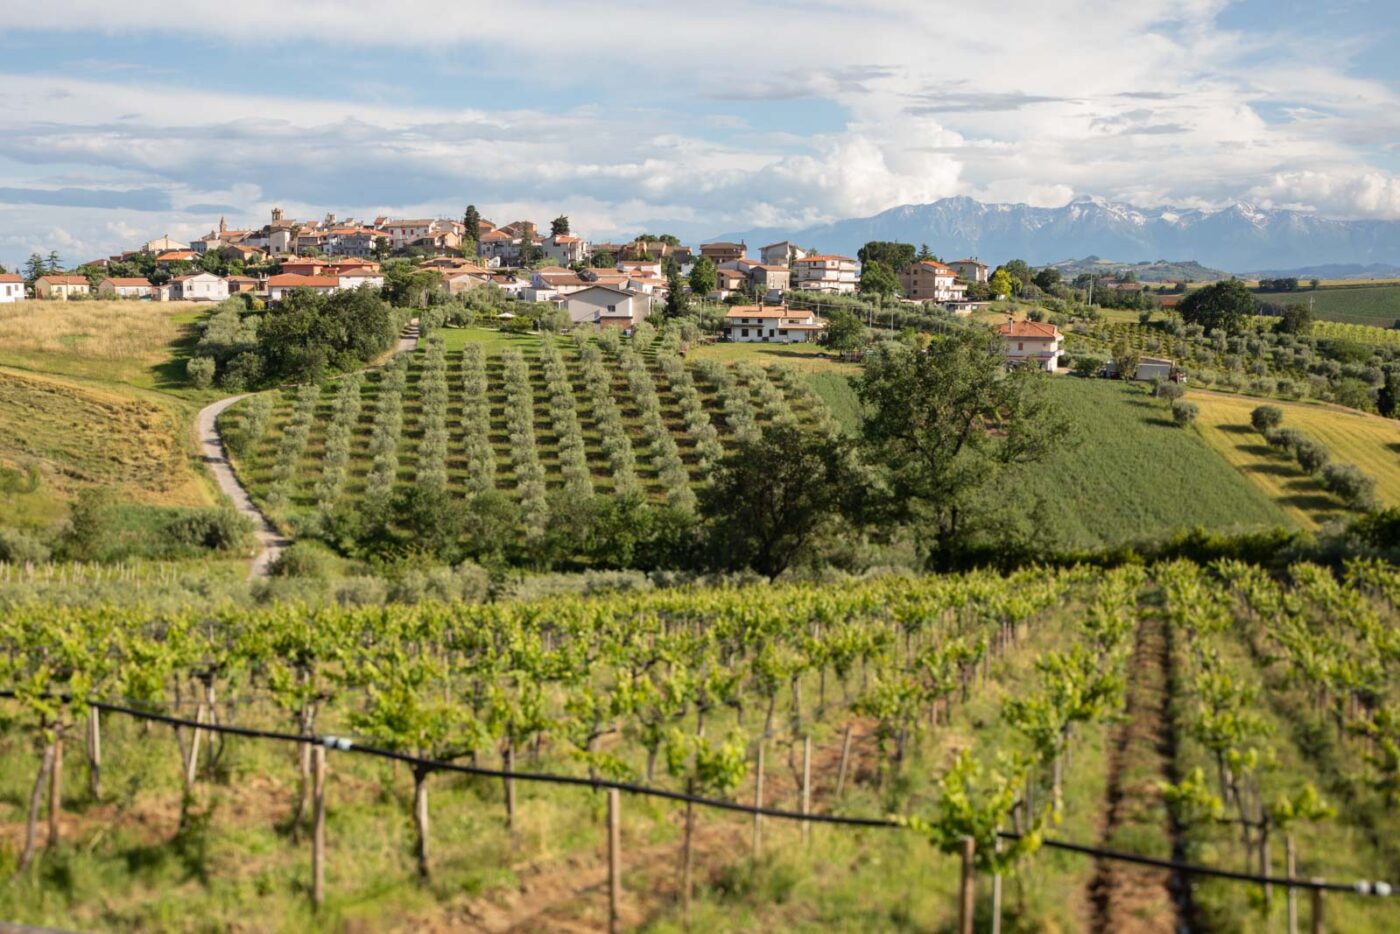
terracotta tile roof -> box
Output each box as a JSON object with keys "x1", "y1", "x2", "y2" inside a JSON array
[
  {"x1": 156, "y1": 250, "x2": 198, "y2": 261},
  {"x1": 40, "y1": 275, "x2": 90, "y2": 285},
  {"x1": 171, "y1": 272, "x2": 221, "y2": 282},
  {"x1": 999, "y1": 320, "x2": 1061, "y2": 339},
  {"x1": 268, "y1": 274, "x2": 339, "y2": 288},
  {"x1": 0, "y1": 274, "x2": 24, "y2": 283},
  {"x1": 950, "y1": 258, "x2": 988, "y2": 267},
  {"x1": 104, "y1": 277, "x2": 153, "y2": 287},
  {"x1": 914, "y1": 260, "x2": 954, "y2": 273},
  {"x1": 726, "y1": 304, "x2": 800, "y2": 319},
  {"x1": 481, "y1": 230, "x2": 514, "y2": 242}
]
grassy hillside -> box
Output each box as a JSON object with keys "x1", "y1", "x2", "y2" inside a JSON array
[
  {"x1": 1017, "y1": 379, "x2": 1293, "y2": 548},
  {"x1": 0, "y1": 367, "x2": 211, "y2": 525},
  {"x1": 0, "y1": 299, "x2": 210, "y2": 396},
  {"x1": 1256, "y1": 283, "x2": 1400, "y2": 326},
  {"x1": 1191, "y1": 390, "x2": 1400, "y2": 528}
]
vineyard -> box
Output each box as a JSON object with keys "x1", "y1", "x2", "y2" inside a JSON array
[
  {"x1": 219, "y1": 332, "x2": 839, "y2": 529},
  {"x1": 1310, "y1": 320, "x2": 1400, "y2": 348},
  {"x1": 1, "y1": 565, "x2": 1398, "y2": 931}
]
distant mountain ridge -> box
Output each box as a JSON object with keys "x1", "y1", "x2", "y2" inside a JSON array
[{"x1": 711, "y1": 196, "x2": 1400, "y2": 273}]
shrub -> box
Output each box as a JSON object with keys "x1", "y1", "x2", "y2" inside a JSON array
[
  {"x1": 1154, "y1": 381, "x2": 1185, "y2": 401},
  {"x1": 163, "y1": 507, "x2": 255, "y2": 552},
  {"x1": 186, "y1": 355, "x2": 216, "y2": 389},
  {"x1": 1294, "y1": 438, "x2": 1330, "y2": 474},
  {"x1": 1264, "y1": 427, "x2": 1305, "y2": 451},
  {"x1": 1071, "y1": 354, "x2": 1106, "y2": 378},
  {"x1": 1321, "y1": 462, "x2": 1377, "y2": 511},
  {"x1": 1250, "y1": 405, "x2": 1283, "y2": 432},
  {"x1": 1170, "y1": 399, "x2": 1198, "y2": 426},
  {"x1": 0, "y1": 527, "x2": 51, "y2": 564},
  {"x1": 270, "y1": 540, "x2": 337, "y2": 578}
]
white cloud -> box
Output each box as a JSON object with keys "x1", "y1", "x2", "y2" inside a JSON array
[{"x1": 0, "y1": 0, "x2": 1397, "y2": 266}]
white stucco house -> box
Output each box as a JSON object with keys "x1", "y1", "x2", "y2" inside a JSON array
[
  {"x1": 791, "y1": 255, "x2": 858, "y2": 294},
  {"x1": 170, "y1": 272, "x2": 229, "y2": 302},
  {"x1": 0, "y1": 274, "x2": 24, "y2": 302},
  {"x1": 723, "y1": 304, "x2": 827, "y2": 343},
  {"x1": 563, "y1": 285, "x2": 652, "y2": 328},
  {"x1": 98, "y1": 277, "x2": 155, "y2": 299},
  {"x1": 267, "y1": 274, "x2": 340, "y2": 302}
]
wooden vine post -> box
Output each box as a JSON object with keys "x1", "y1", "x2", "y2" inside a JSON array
[
  {"x1": 311, "y1": 745, "x2": 327, "y2": 911},
  {"x1": 835, "y1": 723, "x2": 853, "y2": 798},
  {"x1": 1310, "y1": 879, "x2": 1324, "y2": 934},
  {"x1": 87, "y1": 707, "x2": 102, "y2": 800},
  {"x1": 607, "y1": 788, "x2": 621, "y2": 934},
  {"x1": 958, "y1": 835, "x2": 976, "y2": 934},
  {"x1": 1286, "y1": 835, "x2": 1297, "y2": 934},
  {"x1": 47, "y1": 722, "x2": 64, "y2": 849},
  {"x1": 800, "y1": 735, "x2": 812, "y2": 846},
  {"x1": 752, "y1": 741, "x2": 764, "y2": 861}
]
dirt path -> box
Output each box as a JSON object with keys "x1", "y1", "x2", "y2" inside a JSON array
[
  {"x1": 195, "y1": 319, "x2": 420, "y2": 577},
  {"x1": 1087, "y1": 611, "x2": 1189, "y2": 934}
]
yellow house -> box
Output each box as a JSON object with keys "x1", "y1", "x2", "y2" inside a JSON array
[{"x1": 34, "y1": 275, "x2": 91, "y2": 300}]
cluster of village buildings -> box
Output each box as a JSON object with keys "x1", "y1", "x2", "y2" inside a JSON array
[{"x1": 0, "y1": 207, "x2": 1060, "y2": 363}]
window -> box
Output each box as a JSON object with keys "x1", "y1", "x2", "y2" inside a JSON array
[
  {"x1": 1018, "y1": 342, "x2": 1024, "y2": 350},
  {"x1": 741, "y1": 328, "x2": 749, "y2": 337},
  {"x1": 607, "y1": 304, "x2": 616, "y2": 312}
]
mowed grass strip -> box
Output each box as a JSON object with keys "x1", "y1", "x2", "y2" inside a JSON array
[
  {"x1": 1191, "y1": 389, "x2": 1400, "y2": 528},
  {"x1": 1017, "y1": 379, "x2": 1294, "y2": 548}
]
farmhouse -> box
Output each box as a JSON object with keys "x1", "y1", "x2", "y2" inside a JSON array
[
  {"x1": 563, "y1": 285, "x2": 653, "y2": 328},
  {"x1": 34, "y1": 275, "x2": 91, "y2": 300},
  {"x1": 1103, "y1": 356, "x2": 1178, "y2": 382},
  {"x1": 170, "y1": 272, "x2": 229, "y2": 302},
  {"x1": 540, "y1": 233, "x2": 584, "y2": 266},
  {"x1": 899, "y1": 260, "x2": 967, "y2": 303},
  {"x1": 791, "y1": 255, "x2": 858, "y2": 294},
  {"x1": 723, "y1": 304, "x2": 827, "y2": 343},
  {"x1": 999, "y1": 320, "x2": 1063, "y2": 372},
  {"x1": 267, "y1": 274, "x2": 340, "y2": 302},
  {"x1": 0, "y1": 274, "x2": 24, "y2": 302},
  {"x1": 97, "y1": 277, "x2": 154, "y2": 299},
  {"x1": 226, "y1": 276, "x2": 260, "y2": 294}
]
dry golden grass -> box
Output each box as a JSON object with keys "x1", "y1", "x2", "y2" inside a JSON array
[
  {"x1": 0, "y1": 367, "x2": 208, "y2": 506},
  {"x1": 0, "y1": 299, "x2": 203, "y2": 362}
]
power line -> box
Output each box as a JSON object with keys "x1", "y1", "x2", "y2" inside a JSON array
[{"x1": 3, "y1": 689, "x2": 1395, "y2": 898}]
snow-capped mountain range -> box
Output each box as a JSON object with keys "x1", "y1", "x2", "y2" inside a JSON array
[{"x1": 711, "y1": 196, "x2": 1400, "y2": 273}]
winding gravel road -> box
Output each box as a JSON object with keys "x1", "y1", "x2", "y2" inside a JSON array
[{"x1": 195, "y1": 319, "x2": 420, "y2": 577}]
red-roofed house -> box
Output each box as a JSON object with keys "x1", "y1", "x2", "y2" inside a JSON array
[
  {"x1": 541, "y1": 233, "x2": 584, "y2": 266},
  {"x1": 155, "y1": 250, "x2": 199, "y2": 266},
  {"x1": 35, "y1": 275, "x2": 91, "y2": 300},
  {"x1": 0, "y1": 273, "x2": 24, "y2": 303},
  {"x1": 98, "y1": 277, "x2": 155, "y2": 299},
  {"x1": 268, "y1": 274, "x2": 340, "y2": 302},
  {"x1": 999, "y1": 320, "x2": 1063, "y2": 372},
  {"x1": 723, "y1": 304, "x2": 827, "y2": 343}
]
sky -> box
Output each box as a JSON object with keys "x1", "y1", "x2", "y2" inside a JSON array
[{"x1": 0, "y1": 0, "x2": 1397, "y2": 269}]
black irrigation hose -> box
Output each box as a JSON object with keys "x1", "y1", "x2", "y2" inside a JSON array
[{"x1": 4, "y1": 690, "x2": 1396, "y2": 899}]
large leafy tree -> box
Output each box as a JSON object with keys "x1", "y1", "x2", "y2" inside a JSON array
[
  {"x1": 550, "y1": 215, "x2": 570, "y2": 236},
  {"x1": 688, "y1": 256, "x2": 717, "y2": 297},
  {"x1": 857, "y1": 241, "x2": 916, "y2": 273},
  {"x1": 824, "y1": 307, "x2": 866, "y2": 354},
  {"x1": 698, "y1": 423, "x2": 860, "y2": 579},
  {"x1": 858, "y1": 260, "x2": 901, "y2": 299},
  {"x1": 1179, "y1": 280, "x2": 1256, "y2": 333},
  {"x1": 858, "y1": 329, "x2": 1070, "y2": 565},
  {"x1": 257, "y1": 286, "x2": 396, "y2": 383},
  {"x1": 463, "y1": 204, "x2": 481, "y2": 237}
]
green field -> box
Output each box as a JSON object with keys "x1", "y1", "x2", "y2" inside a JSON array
[
  {"x1": 1192, "y1": 390, "x2": 1400, "y2": 528},
  {"x1": 1018, "y1": 379, "x2": 1293, "y2": 548},
  {"x1": 1256, "y1": 283, "x2": 1400, "y2": 326}
]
